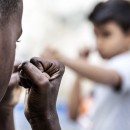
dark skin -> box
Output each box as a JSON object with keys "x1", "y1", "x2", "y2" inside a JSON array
[
  {"x1": 1, "y1": 59, "x2": 64, "y2": 130},
  {"x1": 18, "y1": 57, "x2": 65, "y2": 130},
  {"x1": 0, "y1": 62, "x2": 22, "y2": 130},
  {"x1": 0, "y1": 2, "x2": 23, "y2": 101},
  {"x1": 0, "y1": 1, "x2": 23, "y2": 129},
  {"x1": 0, "y1": 0, "x2": 64, "y2": 130}
]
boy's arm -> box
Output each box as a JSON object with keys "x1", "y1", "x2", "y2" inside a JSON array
[
  {"x1": 42, "y1": 48, "x2": 120, "y2": 89},
  {"x1": 68, "y1": 75, "x2": 81, "y2": 121},
  {"x1": 59, "y1": 56, "x2": 120, "y2": 89},
  {"x1": 68, "y1": 47, "x2": 89, "y2": 120}
]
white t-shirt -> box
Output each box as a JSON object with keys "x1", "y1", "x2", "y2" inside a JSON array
[{"x1": 89, "y1": 51, "x2": 130, "y2": 130}]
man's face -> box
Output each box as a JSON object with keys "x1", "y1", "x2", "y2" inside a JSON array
[
  {"x1": 0, "y1": 2, "x2": 23, "y2": 101},
  {"x1": 94, "y1": 21, "x2": 130, "y2": 59}
]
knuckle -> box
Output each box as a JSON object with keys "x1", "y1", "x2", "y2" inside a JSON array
[
  {"x1": 37, "y1": 77, "x2": 49, "y2": 87},
  {"x1": 59, "y1": 64, "x2": 65, "y2": 74},
  {"x1": 22, "y1": 62, "x2": 30, "y2": 70},
  {"x1": 30, "y1": 57, "x2": 41, "y2": 63},
  {"x1": 54, "y1": 60, "x2": 65, "y2": 74}
]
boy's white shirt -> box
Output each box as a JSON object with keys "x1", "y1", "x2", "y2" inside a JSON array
[
  {"x1": 107, "y1": 51, "x2": 130, "y2": 93},
  {"x1": 79, "y1": 51, "x2": 130, "y2": 130}
]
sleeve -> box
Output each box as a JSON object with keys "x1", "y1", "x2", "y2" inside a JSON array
[{"x1": 107, "y1": 53, "x2": 130, "y2": 94}]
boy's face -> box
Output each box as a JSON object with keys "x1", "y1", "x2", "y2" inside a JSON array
[
  {"x1": 0, "y1": 1, "x2": 23, "y2": 101},
  {"x1": 94, "y1": 21, "x2": 130, "y2": 59}
]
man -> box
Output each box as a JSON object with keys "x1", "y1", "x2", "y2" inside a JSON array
[{"x1": 0, "y1": 0, "x2": 64, "y2": 130}]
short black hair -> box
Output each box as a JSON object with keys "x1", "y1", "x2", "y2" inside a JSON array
[
  {"x1": 88, "y1": 0, "x2": 130, "y2": 32},
  {"x1": 0, "y1": 0, "x2": 20, "y2": 25}
]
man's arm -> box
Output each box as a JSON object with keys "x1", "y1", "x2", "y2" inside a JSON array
[
  {"x1": 0, "y1": 63, "x2": 22, "y2": 130},
  {"x1": 18, "y1": 57, "x2": 65, "y2": 130},
  {"x1": 29, "y1": 112, "x2": 61, "y2": 130},
  {"x1": 0, "y1": 106, "x2": 15, "y2": 130}
]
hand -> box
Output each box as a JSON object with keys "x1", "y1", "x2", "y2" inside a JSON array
[
  {"x1": 0, "y1": 62, "x2": 22, "y2": 108},
  {"x1": 78, "y1": 46, "x2": 90, "y2": 59},
  {"x1": 41, "y1": 47, "x2": 62, "y2": 61},
  {"x1": 18, "y1": 57, "x2": 65, "y2": 127}
]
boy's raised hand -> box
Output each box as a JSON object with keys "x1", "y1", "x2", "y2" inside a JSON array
[
  {"x1": 41, "y1": 47, "x2": 62, "y2": 60},
  {"x1": 78, "y1": 46, "x2": 90, "y2": 59},
  {"x1": 18, "y1": 57, "x2": 65, "y2": 129},
  {"x1": 0, "y1": 62, "x2": 22, "y2": 108}
]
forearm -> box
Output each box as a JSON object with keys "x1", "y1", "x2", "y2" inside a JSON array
[
  {"x1": 59, "y1": 56, "x2": 120, "y2": 87},
  {"x1": 0, "y1": 106, "x2": 15, "y2": 130},
  {"x1": 68, "y1": 76, "x2": 81, "y2": 120},
  {"x1": 29, "y1": 111, "x2": 61, "y2": 130}
]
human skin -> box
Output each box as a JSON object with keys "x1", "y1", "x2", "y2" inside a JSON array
[
  {"x1": 0, "y1": 1, "x2": 23, "y2": 101},
  {"x1": 94, "y1": 21, "x2": 130, "y2": 59},
  {"x1": 42, "y1": 21, "x2": 130, "y2": 90},
  {"x1": 18, "y1": 57, "x2": 65, "y2": 130},
  {"x1": 0, "y1": 62, "x2": 22, "y2": 130},
  {"x1": 68, "y1": 47, "x2": 90, "y2": 120},
  {"x1": 0, "y1": 1, "x2": 64, "y2": 130},
  {"x1": 0, "y1": 2, "x2": 23, "y2": 129}
]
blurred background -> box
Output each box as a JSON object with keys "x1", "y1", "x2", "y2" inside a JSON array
[{"x1": 14, "y1": 0, "x2": 106, "y2": 130}]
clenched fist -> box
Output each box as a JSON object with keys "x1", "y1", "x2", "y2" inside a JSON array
[{"x1": 18, "y1": 57, "x2": 65, "y2": 130}]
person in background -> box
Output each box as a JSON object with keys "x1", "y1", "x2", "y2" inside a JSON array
[{"x1": 41, "y1": 0, "x2": 130, "y2": 130}]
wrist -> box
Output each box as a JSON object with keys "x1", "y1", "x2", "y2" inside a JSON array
[
  {"x1": 0, "y1": 103, "x2": 14, "y2": 110},
  {"x1": 0, "y1": 106, "x2": 15, "y2": 130},
  {"x1": 0, "y1": 105, "x2": 14, "y2": 112},
  {"x1": 29, "y1": 111, "x2": 61, "y2": 130},
  {"x1": 0, "y1": 106, "x2": 14, "y2": 120}
]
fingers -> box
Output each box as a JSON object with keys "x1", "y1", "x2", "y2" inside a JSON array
[
  {"x1": 19, "y1": 78, "x2": 32, "y2": 89},
  {"x1": 18, "y1": 57, "x2": 65, "y2": 89},
  {"x1": 30, "y1": 57, "x2": 65, "y2": 77},
  {"x1": 9, "y1": 73, "x2": 20, "y2": 88},
  {"x1": 42, "y1": 47, "x2": 60, "y2": 60},
  {"x1": 79, "y1": 47, "x2": 90, "y2": 58},
  {"x1": 13, "y1": 61, "x2": 21, "y2": 73},
  {"x1": 18, "y1": 62, "x2": 50, "y2": 88},
  {"x1": 30, "y1": 58, "x2": 44, "y2": 72}
]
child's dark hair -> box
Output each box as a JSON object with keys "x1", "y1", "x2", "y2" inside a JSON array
[{"x1": 88, "y1": 0, "x2": 130, "y2": 32}]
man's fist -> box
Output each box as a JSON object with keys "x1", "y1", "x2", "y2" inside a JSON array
[{"x1": 18, "y1": 57, "x2": 65, "y2": 124}]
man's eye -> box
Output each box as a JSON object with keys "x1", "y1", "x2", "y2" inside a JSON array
[
  {"x1": 16, "y1": 40, "x2": 22, "y2": 48},
  {"x1": 16, "y1": 40, "x2": 21, "y2": 43}
]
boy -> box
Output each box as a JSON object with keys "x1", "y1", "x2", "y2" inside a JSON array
[{"x1": 42, "y1": 0, "x2": 130, "y2": 130}]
